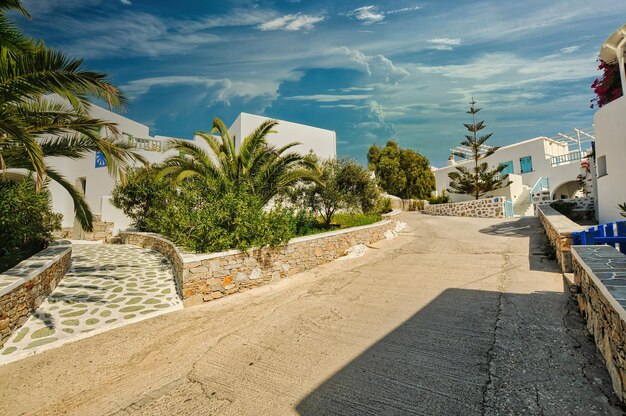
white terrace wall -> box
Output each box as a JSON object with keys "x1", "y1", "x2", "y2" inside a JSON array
[
  {"x1": 423, "y1": 197, "x2": 505, "y2": 218},
  {"x1": 119, "y1": 216, "x2": 401, "y2": 306},
  {"x1": 0, "y1": 242, "x2": 72, "y2": 348}
]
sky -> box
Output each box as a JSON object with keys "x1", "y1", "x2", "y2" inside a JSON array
[{"x1": 14, "y1": 0, "x2": 626, "y2": 166}]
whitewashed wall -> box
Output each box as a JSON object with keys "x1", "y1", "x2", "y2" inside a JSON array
[{"x1": 594, "y1": 96, "x2": 626, "y2": 223}]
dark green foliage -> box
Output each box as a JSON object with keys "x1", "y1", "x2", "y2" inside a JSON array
[
  {"x1": 296, "y1": 157, "x2": 381, "y2": 226},
  {"x1": 332, "y1": 213, "x2": 382, "y2": 228},
  {"x1": 112, "y1": 173, "x2": 296, "y2": 253},
  {"x1": 619, "y1": 202, "x2": 626, "y2": 218},
  {"x1": 377, "y1": 197, "x2": 393, "y2": 214},
  {"x1": 367, "y1": 141, "x2": 435, "y2": 199},
  {"x1": 550, "y1": 200, "x2": 577, "y2": 217},
  {"x1": 111, "y1": 167, "x2": 171, "y2": 231},
  {"x1": 428, "y1": 190, "x2": 450, "y2": 205},
  {"x1": 447, "y1": 99, "x2": 510, "y2": 199},
  {"x1": 0, "y1": 177, "x2": 62, "y2": 272}
]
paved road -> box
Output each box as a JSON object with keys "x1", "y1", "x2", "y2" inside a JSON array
[{"x1": 0, "y1": 214, "x2": 623, "y2": 415}]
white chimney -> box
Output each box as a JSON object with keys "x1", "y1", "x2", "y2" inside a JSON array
[{"x1": 447, "y1": 155, "x2": 456, "y2": 166}]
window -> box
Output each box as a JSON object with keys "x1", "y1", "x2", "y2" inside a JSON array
[
  {"x1": 500, "y1": 160, "x2": 514, "y2": 175},
  {"x1": 520, "y1": 156, "x2": 533, "y2": 173},
  {"x1": 598, "y1": 155, "x2": 608, "y2": 177}
]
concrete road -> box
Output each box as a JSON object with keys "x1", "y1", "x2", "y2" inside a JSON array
[{"x1": 0, "y1": 214, "x2": 623, "y2": 415}]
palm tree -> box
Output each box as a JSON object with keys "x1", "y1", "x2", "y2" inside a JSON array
[
  {"x1": 157, "y1": 117, "x2": 319, "y2": 204},
  {"x1": 0, "y1": 0, "x2": 142, "y2": 230}
]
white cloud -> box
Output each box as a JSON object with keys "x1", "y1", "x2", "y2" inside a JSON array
[
  {"x1": 284, "y1": 94, "x2": 371, "y2": 102},
  {"x1": 257, "y1": 13, "x2": 325, "y2": 31},
  {"x1": 387, "y1": 5, "x2": 421, "y2": 14},
  {"x1": 347, "y1": 6, "x2": 385, "y2": 24},
  {"x1": 179, "y1": 9, "x2": 277, "y2": 32},
  {"x1": 560, "y1": 45, "x2": 581, "y2": 54},
  {"x1": 335, "y1": 47, "x2": 409, "y2": 84},
  {"x1": 119, "y1": 0, "x2": 131, "y2": 5},
  {"x1": 122, "y1": 76, "x2": 277, "y2": 106},
  {"x1": 427, "y1": 38, "x2": 461, "y2": 51}
]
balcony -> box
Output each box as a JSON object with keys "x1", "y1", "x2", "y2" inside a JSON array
[
  {"x1": 550, "y1": 150, "x2": 586, "y2": 167},
  {"x1": 126, "y1": 135, "x2": 166, "y2": 152}
]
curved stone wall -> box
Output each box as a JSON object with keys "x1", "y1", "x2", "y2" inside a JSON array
[
  {"x1": 0, "y1": 241, "x2": 72, "y2": 348},
  {"x1": 120, "y1": 218, "x2": 401, "y2": 306}
]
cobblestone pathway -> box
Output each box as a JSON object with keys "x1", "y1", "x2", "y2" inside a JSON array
[{"x1": 0, "y1": 244, "x2": 182, "y2": 364}]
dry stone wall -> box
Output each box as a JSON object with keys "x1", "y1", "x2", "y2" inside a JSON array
[
  {"x1": 423, "y1": 197, "x2": 505, "y2": 218},
  {"x1": 572, "y1": 246, "x2": 626, "y2": 401},
  {"x1": 537, "y1": 205, "x2": 585, "y2": 273},
  {"x1": 55, "y1": 215, "x2": 114, "y2": 242},
  {"x1": 120, "y1": 218, "x2": 400, "y2": 306},
  {"x1": 0, "y1": 241, "x2": 72, "y2": 348}
]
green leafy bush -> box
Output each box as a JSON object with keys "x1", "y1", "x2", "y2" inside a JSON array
[
  {"x1": 550, "y1": 200, "x2": 577, "y2": 217},
  {"x1": 332, "y1": 213, "x2": 382, "y2": 228},
  {"x1": 113, "y1": 175, "x2": 296, "y2": 253},
  {"x1": 0, "y1": 178, "x2": 62, "y2": 272},
  {"x1": 428, "y1": 191, "x2": 450, "y2": 205},
  {"x1": 377, "y1": 197, "x2": 393, "y2": 214},
  {"x1": 111, "y1": 167, "x2": 171, "y2": 231}
]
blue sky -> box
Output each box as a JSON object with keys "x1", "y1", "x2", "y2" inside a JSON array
[{"x1": 15, "y1": 0, "x2": 626, "y2": 166}]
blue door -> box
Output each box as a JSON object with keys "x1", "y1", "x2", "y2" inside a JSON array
[
  {"x1": 501, "y1": 160, "x2": 513, "y2": 175},
  {"x1": 520, "y1": 156, "x2": 533, "y2": 173}
]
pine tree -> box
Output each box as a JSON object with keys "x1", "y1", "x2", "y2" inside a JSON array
[{"x1": 447, "y1": 98, "x2": 510, "y2": 199}]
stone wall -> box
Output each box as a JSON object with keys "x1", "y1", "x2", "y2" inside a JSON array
[
  {"x1": 536, "y1": 197, "x2": 596, "y2": 222},
  {"x1": 55, "y1": 215, "x2": 114, "y2": 242},
  {"x1": 119, "y1": 218, "x2": 401, "y2": 306},
  {"x1": 572, "y1": 246, "x2": 626, "y2": 401},
  {"x1": 0, "y1": 241, "x2": 72, "y2": 348},
  {"x1": 423, "y1": 197, "x2": 505, "y2": 218},
  {"x1": 537, "y1": 205, "x2": 586, "y2": 273}
]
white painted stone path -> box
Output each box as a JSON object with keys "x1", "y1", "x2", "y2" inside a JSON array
[{"x1": 0, "y1": 244, "x2": 182, "y2": 364}]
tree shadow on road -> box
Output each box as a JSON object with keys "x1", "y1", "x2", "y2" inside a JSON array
[{"x1": 296, "y1": 287, "x2": 623, "y2": 415}]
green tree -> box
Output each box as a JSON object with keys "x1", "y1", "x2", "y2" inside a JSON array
[
  {"x1": 0, "y1": 176, "x2": 62, "y2": 272},
  {"x1": 367, "y1": 141, "x2": 434, "y2": 199},
  {"x1": 447, "y1": 98, "x2": 510, "y2": 199},
  {"x1": 157, "y1": 117, "x2": 319, "y2": 204},
  {"x1": 298, "y1": 157, "x2": 380, "y2": 227},
  {"x1": 0, "y1": 0, "x2": 141, "y2": 230}
]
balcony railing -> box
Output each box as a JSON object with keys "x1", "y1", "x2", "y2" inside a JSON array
[
  {"x1": 126, "y1": 135, "x2": 166, "y2": 152},
  {"x1": 550, "y1": 150, "x2": 586, "y2": 166}
]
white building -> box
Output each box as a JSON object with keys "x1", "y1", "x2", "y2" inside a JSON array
[
  {"x1": 26, "y1": 104, "x2": 337, "y2": 236},
  {"x1": 594, "y1": 24, "x2": 626, "y2": 224},
  {"x1": 432, "y1": 129, "x2": 594, "y2": 216}
]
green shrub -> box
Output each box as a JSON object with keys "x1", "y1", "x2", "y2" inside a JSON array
[
  {"x1": 0, "y1": 177, "x2": 62, "y2": 272},
  {"x1": 332, "y1": 213, "x2": 382, "y2": 228},
  {"x1": 377, "y1": 197, "x2": 393, "y2": 214},
  {"x1": 428, "y1": 190, "x2": 450, "y2": 205},
  {"x1": 111, "y1": 167, "x2": 171, "y2": 231},
  {"x1": 113, "y1": 176, "x2": 296, "y2": 253},
  {"x1": 550, "y1": 200, "x2": 577, "y2": 217}
]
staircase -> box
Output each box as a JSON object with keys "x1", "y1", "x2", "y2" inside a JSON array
[
  {"x1": 513, "y1": 185, "x2": 534, "y2": 216},
  {"x1": 529, "y1": 177, "x2": 551, "y2": 215}
]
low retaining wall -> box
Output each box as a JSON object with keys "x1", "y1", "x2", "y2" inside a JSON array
[
  {"x1": 120, "y1": 218, "x2": 400, "y2": 306},
  {"x1": 423, "y1": 197, "x2": 504, "y2": 218},
  {"x1": 536, "y1": 197, "x2": 596, "y2": 222},
  {"x1": 55, "y1": 215, "x2": 114, "y2": 242},
  {"x1": 0, "y1": 241, "x2": 72, "y2": 348},
  {"x1": 572, "y1": 246, "x2": 626, "y2": 401},
  {"x1": 537, "y1": 205, "x2": 586, "y2": 273}
]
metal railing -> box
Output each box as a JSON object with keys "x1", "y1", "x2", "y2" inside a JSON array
[
  {"x1": 529, "y1": 177, "x2": 549, "y2": 199},
  {"x1": 503, "y1": 200, "x2": 514, "y2": 218},
  {"x1": 550, "y1": 150, "x2": 586, "y2": 167},
  {"x1": 126, "y1": 135, "x2": 166, "y2": 152}
]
